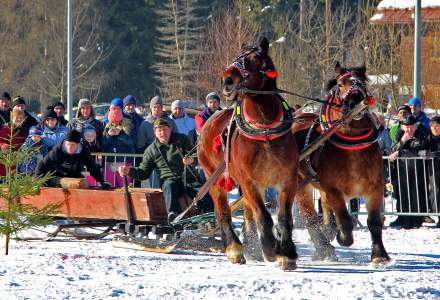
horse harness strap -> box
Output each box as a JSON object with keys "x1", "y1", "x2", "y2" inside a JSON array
[{"x1": 234, "y1": 98, "x2": 293, "y2": 141}]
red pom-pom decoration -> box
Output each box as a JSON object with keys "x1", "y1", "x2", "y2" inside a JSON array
[
  {"x1": 212, "y1": 135, "x2": 222, "y2": 154},
  {"x1": 367, "y1": 95, "x2": 376, "y2": 107},
  {"x1": 216, "y1": 175, "x2": 236, "y2": 192},
  {"x1": 266, "y1": 70, "x2": 278, "y2": 78}
]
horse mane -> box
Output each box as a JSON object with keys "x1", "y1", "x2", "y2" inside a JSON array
[{"x1": 325, "y1": 66, "x2": 368, "y2": 92}]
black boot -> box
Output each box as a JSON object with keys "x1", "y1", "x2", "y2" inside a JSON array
[{"x1": 389, "y1": 216, "x2": 403, "y2": 227}]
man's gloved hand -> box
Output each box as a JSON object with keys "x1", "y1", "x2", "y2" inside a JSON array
[{"x1": 100, "y1": 182, "x2": 112, "y2": 190}]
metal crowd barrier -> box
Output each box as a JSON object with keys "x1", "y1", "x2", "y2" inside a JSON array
[
  {"x1": 87, "y1": 153, "x2": 160, "y2": 189},
  {"x1": 86, "y1": 153, "x2": 439, "y2": 218}
]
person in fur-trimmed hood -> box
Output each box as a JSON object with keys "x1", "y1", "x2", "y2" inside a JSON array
[{"x1": 67, "y1": 98, "x2": 104, "y2": 147}]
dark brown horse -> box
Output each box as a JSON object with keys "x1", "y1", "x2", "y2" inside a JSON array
[
  {"x1": 197, "y1": 38, "x2": 299, "y2": 270},
  {"x1": 293, "y1": 62, "x2": 390, "y2": 265}
]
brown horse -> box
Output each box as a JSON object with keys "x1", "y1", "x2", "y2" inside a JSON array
[
  {"x1": 293, "y1": 62, "x2": 390, "y2": 265},
  {"x1": 197, "y1": 38, "x2": 299, "y2": 270}
]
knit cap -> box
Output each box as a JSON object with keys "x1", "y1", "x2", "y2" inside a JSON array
[
  {"x1": 65, "y1": 130, "x2": 81, "y2": 143},
  {"x1": 171, "y1": 99, "x2": 184, "y2": 110},
  {"x1": 41, "y1": 108, "x2": 57, "y2": 121},
  {"x1": 108, "y1": 106, "x2": 123, "y2": 124},
  {"x1": 123, "y1": 95, "x2": 136, "y2": 107},
  {"x1": 430, "y1": 115, "x2": 440, "y2": 125},
  {"x1": 83, "y1": 123, "x2": 96, "y2": 135},
  {"x1": 150, "y1": 95, "x2": 163, "y2": 109},
  {"x1": 111, "y1": 98, "x2": 123, "y2": 109},
  {"x1": 205, "y1": 92, "x2": 220, "y2": 104},
  {"x1": 29, "y1": 126, "x2": 43, "y2": 137},
  {"x1": 408, "y1": 97, "x2": 422, "y2": 108},
  {"x1": 0, "y1": 92, "x2": 11, "y2": 101},
  {"x1": 12, "y1": 96, "x2": 26, "y2": 107}
]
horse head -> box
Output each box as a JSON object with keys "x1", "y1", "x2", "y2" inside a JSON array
[
  {"x1": 222, "y1": 37, "x2": 278, "y2": 101},
  {"x1": 326, "y1": 62, "x2": 369, "y2": 120}
]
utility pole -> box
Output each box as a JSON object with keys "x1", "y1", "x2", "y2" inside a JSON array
[
  {"x1": 67, "y1": 0, "x2": 73, "y2": 120},
  {"x1": 413, "y1": 0, "x2": 421, "y2": 101}
]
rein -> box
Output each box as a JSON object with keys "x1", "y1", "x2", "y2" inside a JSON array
[{"x1": 239, "y1": 87, "x2": 329, "y2": 105}]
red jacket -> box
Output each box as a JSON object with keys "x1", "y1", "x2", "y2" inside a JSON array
[{"x1": 0, "y1": 125, "x2": 29, "y2": 176}]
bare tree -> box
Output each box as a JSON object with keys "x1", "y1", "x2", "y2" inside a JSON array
[
  {"x1": 194, "y1": 4, "x2": 259, "y2": 105},
  {"x1": 153, "y1": 0, "x2": 206, "y2": 101}
]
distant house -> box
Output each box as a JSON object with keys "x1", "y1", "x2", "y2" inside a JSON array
[{"x1": 371, "y1": 0, "x2": 440, "y2": 109}]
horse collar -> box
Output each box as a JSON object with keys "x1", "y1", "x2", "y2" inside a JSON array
[{"x1": 234, "y1": 97, "x2": 293, "y2": 141}]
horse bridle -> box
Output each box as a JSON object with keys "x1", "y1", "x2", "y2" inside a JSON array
[{"x1": 225, "y1": 47, "x2": 278, "y2": 100}]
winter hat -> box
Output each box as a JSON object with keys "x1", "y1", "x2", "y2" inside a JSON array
[
  {"x1": 53, "y1": 101, "x2": 65, "y2": 109},
  {"x1": 153, "y1": 118, "x2": 170, "y2": 129},
  {"x1": 171, "y1": 99, "x2": 184, "y2": 111},
  {"x1": 83, "y1": 123, "x2": 96, "y2": 135},
  {"x1": 408, "y1": 97, "x2": 422, "y2": 108},
  {"x1": 29, "y1": 126, "x2": 43, "y2": 137},
  {"x1": 206, "y1": 92, "x2": 220, "y2": 104},
  {"x1": 0, "y1": 92, "x2": 11, "y2": 101},
  {"x1": 11, "y1": 107, "x2": 25, "y2": 119},
  {"x1": 402, "y1": 115, "x2": 417, "y2": 126},
  {"x1": 41, "y1": 108, "x2": 57, "y2": 120},
  {"x1": 150, "y1": 95, "x2": 163, "y2": 109},
  {"x1": 65, "y1": 130, "x2": 81, "y2": 143},
  {"x1": 430, "y1": 115, "x2": 440, "y2": 125},
  {"x1": 397, "y1": 104, "x2": 411, "y2": 114},
  {"x1": 123, "y1": 95, "x2": 136, "y2": 107},
  {"x1": 108, "y1": 106, "x2": 123, "y2": 124},
  {"x1": 12, "y1": 96, "x2": 26, "y2": 107},
  {"x1": 78, "y1": 98, "x2": 91, "y2": 108},
  {"x1": 110, "y1": 98, "x2": 123, "y2": 109}
]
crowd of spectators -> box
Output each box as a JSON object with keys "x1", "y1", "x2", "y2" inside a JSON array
[{"x1": 0, "y1": 90, "x2": 221, "y2": 221}]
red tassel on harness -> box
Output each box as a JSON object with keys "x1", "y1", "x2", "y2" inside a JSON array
[
  {"x1": 212, "y1": 134, "x2": 222, "y2": 154},
  {"x1": 216, "y1": 175, "x2": 236, "y2": 192},
  {"x1": 367, "y1": 95, "x2": 376, "y2": 107}
]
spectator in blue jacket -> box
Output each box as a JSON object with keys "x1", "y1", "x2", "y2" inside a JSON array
[
  {"x1": 17, "y1": 126, "x2": 48, "y2": 175},
  {"x1": 40, "y1": 108, "x2": 68, "y2": 150},
  {"x1": 408, "y1": 97, "x2": 430, "y2": 129}
]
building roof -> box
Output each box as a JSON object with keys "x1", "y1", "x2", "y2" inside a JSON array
[{"x1": 372, "y1": 0, "x2": 440, "y2": 24}]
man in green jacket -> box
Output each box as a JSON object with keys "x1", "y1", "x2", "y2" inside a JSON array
[{"x1": 119, "y1": 118, "x2": 213, "y2": 220}]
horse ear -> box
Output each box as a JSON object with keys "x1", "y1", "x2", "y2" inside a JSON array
[
  {"x1": 334, "y1": 61, "x2": 343, "y2": 74},
  {"x1": 359, "y1": 64, "x2": 367, "y2": 76},
  {"x1": 259, "y1": 37, "x2": 269, "y2": 55}
]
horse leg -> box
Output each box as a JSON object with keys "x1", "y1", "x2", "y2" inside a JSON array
[
  {"x1": 242, "y1": 200, "x2": 264, "y2": 262},
  {"x1": 276, "y1": 186, "x2": 299, "y2": 270},
  {"x1": 365, "y1": 192, "x2": 390, "y2": 264},
  {"x1": 325, "y1": 190, "x2": 354, "y2": 247},
  {"x1": 320, "y1": 191, "x2": 337, "y2": 242},
  {"x1": 211, "y1": 186, "x2": 245, "y2": 264},
  {"x1": 241, "y1": 183, "x2": 278, "y2": 263},
  {"x1": 296, "y1": 185, "x2": 336, "y2": 261}
]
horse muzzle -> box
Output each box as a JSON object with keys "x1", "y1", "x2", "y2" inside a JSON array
[{"x1": 222, "y1": 76, "x2": 238, "y2": 101}]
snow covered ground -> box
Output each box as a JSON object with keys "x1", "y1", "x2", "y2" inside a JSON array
[{"x1": 1, "y1": 219, "x2": 439, "y2": 300}]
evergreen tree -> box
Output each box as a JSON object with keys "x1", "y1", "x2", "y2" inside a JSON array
[{"x1": 0, "y1": 121, "x2": 58, "y2": 255}]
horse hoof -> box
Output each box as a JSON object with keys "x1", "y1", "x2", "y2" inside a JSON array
[
  {"x1": 371, "y1": 256, "x2": 391, "y2": 266},
  {"x1": 277, "y1": 256, "x2": 297, "y2": 271},
  {"x1": 336, "y1": 231, "x2": 354, "y2": 247},
  {"x1": 226, "y1": 243, "x2": 246, "y2": 264},
  {"x1": 228, "y1": 254, "x2": 246, "y2": 264}
]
